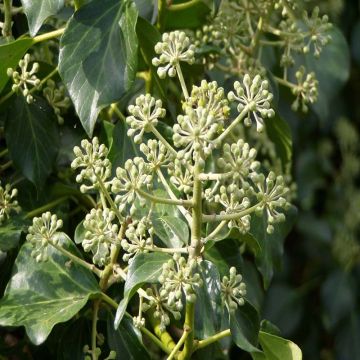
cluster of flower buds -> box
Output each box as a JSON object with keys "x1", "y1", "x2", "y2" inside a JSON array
[
  {"x1": 228, "y1": 75, "x2": 275, "y2": 133},
  {"x1": 152, "y1": 31, "x2": 195, "y2": 79},
  {"x1": 251, "y1": 171, "x2": 290, "y2": 234},
  {"x1": 303, "y1": 7, "x2": 332, "y2": 57},
  {"x1": 111, "y1": 158, "x2": 152, "y2": 214},
  {"x1": 121, "y1": 217, "x2": 153, "y2": 263},
  {"x1": 142, "y1": 287, "x2": 183, "y2": 332},
  {"x1": 27, "y1": 212, "x2": 63, "y2": 262},
  {"x1": 158, "y1": 254, "x2": 202, "y2": 305},
  {"x1": 291, "y1": 66, "x2": 319, "y2": 113},
  {"x1": 126, "y1": 94, "x2": 166, "y2": 144},
  {"x1": 139, "y1": 139, "x2": 172, "y2": 173},
  {"x1": 217, "y1": 140, "x2": 260, "y2": 187},
  {"x1": 168, "y1": 159, "x2": 194, "y2": 195},
  {"x1": 82, "y1": 208, "x2": 118, "y2": 266},
  {"x1": 7, "y1": 54, "x2": 41, "y2": 103},
  {"x1": 71, "y1": 138, "x2": 112, "y2": 193},
  {"x1": 221, "y1": 267, "x2": 247, "y2": 312},
  {"x1": 215, "y1": 186, "x2": 251, "y2": 233},
  {"x1": 43, "y1": 79, "x2": 71, "y2": 125},
  {"x1": 0, "y1": 182, "x2": 20, "y2": 224}
]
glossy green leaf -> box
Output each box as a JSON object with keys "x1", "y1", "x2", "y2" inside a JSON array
[
  {"x1": 251, "y1": 206, "x2": 297, "y2": 288},
  {"x1": 0, "y1": 216, "x2": 28, "y2": 252},
  {"x1": 21, "y1": 0, "x2": 65, "y2": 36},
  {"x1": 230, "y1": 301, "x2": 261, "y2": 353},
  {"x1": 5, "y1": 96, "x2": 59, "y2": 188},
  {"x1": 194, "y1": 260, "x2": 222, "y2": 339},
  {"x1": 59, "y1": 0, "x2": 138, "y2": 136},
  {"x1": 258, "y1": 331, "x2": 302, "y2": 360},
  {"x1": 107, "y1": 311, "x2": 151, "y2": 360},
  {"x1": 152, "y1": 215, "x2": 189, "y2": 248},
  {"x1": 0, "y1": 38, "x2": 34, "y2": 93},
  {"x1": 114, "y1": 252, "x2": 170, "y2": 328},
  {"x1": 0, "y1": 233, "x2": 100, "y2": 345}
]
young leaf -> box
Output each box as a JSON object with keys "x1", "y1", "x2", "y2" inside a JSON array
[
  {"x1": 0, "y1": 233, "x2": 100, "y2": 345},
  {"x1": 114, "y1": 252, "x2": 170, "y2": 328},
  {"x1": 21, "y1": 0, "x2": 65, "y2": 36},
  {"x1": 106, "y1": 311, "x2": 151, "y2": 360},
  {"x1": 230, "y1": 301, "x2": 261, "y2": 353},
  {"x1": 59, "y1": 0, "x2": 139, "y2": 136},
  {"x1": 258, "y1": 331, "x2": 302, "y2": 360},
  {"x1": 0, "y1": 38, "x2": 34, "y2": 93},
  {"x1": 5, "y1": 96, "x2": 59, "y2": 188}
]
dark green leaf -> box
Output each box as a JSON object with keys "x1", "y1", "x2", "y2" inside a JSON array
[
  {"x1": 107, "y1": 311, "x2": 151, "y2": 360},
  {"x1": 230, "y1": 301, "x2": 261, "y2": 353},
  {"x1": 0, "y1": 216, "x2": 28, "y2": 251},
  {"x1": 59, "y1": 0, "x2": 139, "y2": 136},
  {"x1": 21, "y1": 0, "x2": 65, "y2": 36},
  {"x1": 194, "y1": 260, "x2": 222, "y2": 339},
  {"x1": 251, "y1": 206, "x2": 297, "y2": 288},
  {"x1": 0, "y1": 38, "x2": 34, "y2": 93},
  {"x1": 114, "y1": 252, "x2": 170, "y2": 328},
  {"x1": 258, "y1": 331, "x2": 302, "y2": 360},
  {"x1": 5, "y1": 96, "x2": 59, "y2": 188},
  {"x1": 0, "y1": 233, "x2": 100, "y2": 345},
  {"x1": 152, "y1": 216, "x2": 189, "y2": 248}
]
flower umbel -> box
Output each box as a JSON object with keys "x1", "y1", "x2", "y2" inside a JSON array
[
  {"x1": 221, "y1": 267, "x2": 247, "y2": 312},
  {"x1": 0, "y1": 182, "x2": 20, "y2": 224}
]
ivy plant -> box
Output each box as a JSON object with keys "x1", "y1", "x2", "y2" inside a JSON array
[{"x1": 0, "y1": 0, "x2": 340, "y2": 359}]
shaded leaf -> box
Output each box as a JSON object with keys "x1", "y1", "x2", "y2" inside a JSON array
[
  {"x1": 152, "y1": 216, "x2": 189, "y2": 248},
  {"x1": 59, "y1": 0, "x2": 138, "y2": 136},
  {"x1": 114, "y1": 252, "x2": 170, "y2": 328},
  {"x1": 21, "y1": 0, "x2": 65, "y2": 36},
  {"x1": 0, "y1": 216, "x2": 28, "y2": 252},
  {"x1": 0, "y1": 233, "x2": 100, "y2": 345},
  {"x1": 5, "y1": 96, "x2": 59, "y2": 188}
]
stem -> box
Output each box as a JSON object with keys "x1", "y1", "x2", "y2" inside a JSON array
[
  {"x1": 169, "y1": 0, "x2": 201, "y2": 11},
  {"x1": 195, "y1": 329, "x2": 231, "y2": 350},
  {"x1": 91, "y1": 300, "x2": 101, "y2": 360},
  {"x1": 199, "y1": 172, "x2": 232, "y2": 181},
  {"x1": 203, "y1": 203, "x2": 261, "y2": 222},
  {"x1": 24, "y1": 196, "x2": 69, "y2": 219},
  {"x1": 204, "y1": 220, "x2": 227, "y2": 242},
  {"x1": 0, "y1": 90, "x2": 15, "y2": 106},
  {"x1": 178, "y1": 302, "x2": 195, "y2": 360},
  {"x1": 30, "y1": 67, "x2": 58, "y2": 94},
  {"x1": 111, "y1": 103, "x2": 126, "y2": 122},
  {"x1": 157, "y1": 0, "x2": 167, "y2": 32},
  {"x1": 73, "y1": 0, "x2": 86, "y2": 10},
  {"x1": 273, "y1": 75, "x2": 295, "y2": 89},
  {"x1": 0, "y1": 4, "x2": 22, "y2": 15},
  {"x1": 0, "y1": 149, "x2": 8, "y2": 158},
  {"x1": 168, "y1": 326, "x2": 191, "y2": 360},
  {"x1": 175, "y1": 63, "x2": 189, "y2": 99},
  {"x1": 149, "y1": 124, "x2": 177, "y2": 157},
  {"x1": 0, "y1": 160, "x2": 12, "y2": 172},
  {"x1": 145, "y1": 246, "x2": 188, "y2": 254},
  {"x1": 49, "y1": 240, "x2": 102, "y2": 277},
  {"x1": 215, "y1": 106, "x2": 250, "y2": 145},
  {"x1": 2, "y1": 0, "x2": 12, "y2": 38},
  {"x1": 33, "y1": 28, "x2": 65, "y2": 43},
  {"x1": 137, "y1": 188, "x2": 193, "y2": 207},
  {"x1": 156, "y1": 169, "x2": 192, "y2": 224}
]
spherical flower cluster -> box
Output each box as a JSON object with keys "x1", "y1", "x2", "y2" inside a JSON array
[
  {"x1": 291, "y1": 66, "x2": 318, "y2": 112},
  {"x1": 140, "y1": 139, "x2": 172, "y2": 172},
  {"x1": 0, "y1": 182, "x2": 20, "y2": 224},
  {"x1": 7, "y1": 54, "x2": 40, "y2": 103},
  {"x1": 126, "y1": 95, "x2": 166, "y2": 144},
  {"x1": 71, "y1": 137, "x2": 111, "y2": 193},
  {"x1": 214, "y1": 186, "x2": 251, "y2": 233},
  {"x1": 228, "y1": 74, "x2": 274, "y2": 133},
  {"x1": 221, "y1": 267, "x2": 247, "y2": 312},
  {"x1": 111, "y1": 158, "x2": 152, "y2": 213},
  {"x1": 43, "y1": 79, "x2": 71, "y2": 125},
  {"x1": 27, "y1": 212, "x2": 63, "y2": 262},
  {"x1": 251, "y1": 171, "x2": 290, "y2": 234},
  {"x1": 159, "y1": 254, "x2": 202, "y2": 305},
  {"x1": 121, "y1": 217, "x2": 153, "y2": 263},
  {"x1": 168, "y1": 159, "x2": 194, "y2": 195},
  {"x1": 82, "y1": 208, "x2": 119, "y2": 266},
  {"x1": 152, "y1": 31, "x2": 196, "y2": 79}
]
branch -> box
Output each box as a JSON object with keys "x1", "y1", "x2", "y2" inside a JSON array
[
  {"x1": 194, "y1": 329, "x2": 231, "y2": 350},
  {"x1": 137, "y1": 188, "x2": 193, "y2": 207},
  {"x1": 203, "y1": 203, "x2": 261, "y2": 222},
  {"x1": 167, "y1": 326, "x2": 191, "y2": 360}
]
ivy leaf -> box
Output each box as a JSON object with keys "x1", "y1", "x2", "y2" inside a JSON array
[
  {"x1": 0, "y1": 233, "x2": 100, "y2": 345},
  {"x1": 0, "y1": 38, "x2": 34, "y2": 93},
  {"x1": 107, "y1": 311, "x2": 151, "y2": 360},
  {"x1": 251, "y1": 206, "x2": 297, "y2": 288},
  {"x1": 114, "y1": 252, "x2": 170, "y2": 329},
  {"x1": 0, "y1": 216, "x2": 28, "y2": 252},
  {"x1": 194, "y1": 260, "x2": 222, "y2": 339},
  {"x1": 20, "y1": 0, "x2": 65, "y2": 36},
  {"x1": 5, "y1": 96, "x2": 59, "y2": 188},
  {"x1": 59, "y1": 0, "x2": 138, "y2": 136},
  {"x1": 152, "y1": 216, "x2": 189, "y2": 248},
  {"x1": 257, "y1": 331, "x2": 302, "y2": 360},
  {"x1": 230, "y1": 301, "x2": 261, "y2": 353}
]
